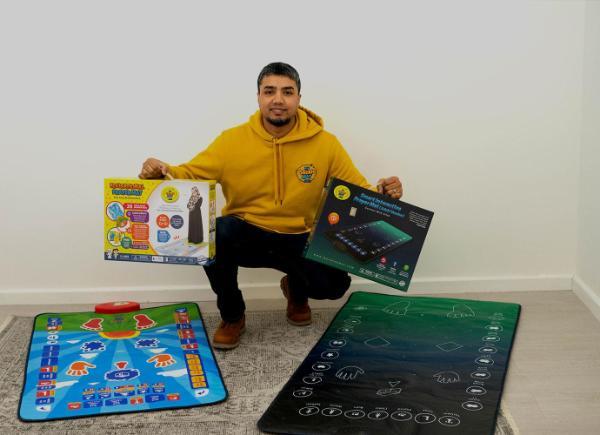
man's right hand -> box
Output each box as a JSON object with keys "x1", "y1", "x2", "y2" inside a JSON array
[{"x1": 139, "y1": 158, "x2": 169, "y2": 179}]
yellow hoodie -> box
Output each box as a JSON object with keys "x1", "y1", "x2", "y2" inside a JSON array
[{"x1": 167, "y1": 106, "x2": 371, "y2": 234}]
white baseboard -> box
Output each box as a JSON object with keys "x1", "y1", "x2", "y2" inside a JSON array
[
  {"x1": 0, "y1": 274, "x2": 572, "y2": 305},
  {"x1": 572, "y1": 275, "x2": 600, "y2": 322}
]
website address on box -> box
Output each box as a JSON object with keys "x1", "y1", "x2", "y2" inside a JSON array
[{"x1": 359, "y1": 268, "x2": 398, "y2": 284}]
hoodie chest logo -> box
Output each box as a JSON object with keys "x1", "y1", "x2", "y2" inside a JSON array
[{"x1": 296, "y1": 164, "x2": 317, "y2": 183}]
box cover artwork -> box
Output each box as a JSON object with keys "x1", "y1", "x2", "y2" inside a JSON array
[
  {"x1": 104, "y1": 178, "x2": 216, "y2": 266},
  {"x1": 304, "y1": 178, "x2": 434, "y2": 291}
]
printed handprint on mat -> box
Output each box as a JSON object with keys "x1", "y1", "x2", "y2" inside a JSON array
[
  {"x1": 335, "y1": 366, "x2": 364, "y2": 381},
  {"x1": 67, "y1": 361, "x2": 96, "y2": 376},
  {"x1": 147, "y1": 354, "x2": 175, "y2": 368}
]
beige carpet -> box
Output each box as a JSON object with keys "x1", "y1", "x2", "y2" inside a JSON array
[{"x1": 0, "y1": 309, "x2": 518, "y2": 434}]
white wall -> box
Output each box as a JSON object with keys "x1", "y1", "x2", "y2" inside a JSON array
[
  {"x1": 574, "y1": 1, "x2": 600, "y2": 320},
  {"x1": 0, "y1": 1, "x2": 585, "y2": 303}
]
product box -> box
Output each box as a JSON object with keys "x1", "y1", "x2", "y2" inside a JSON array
[
  {"x1": 304, "y1": 178, "x2": 434, "y2": 291},
  {"x1": 104, "y1": 178, "x2": 216, "y2": 266}
]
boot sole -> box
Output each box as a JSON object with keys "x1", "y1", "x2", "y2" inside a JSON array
[
  {"x1": 212, "y1": 327, "x2": 246, "y2": 350},
  {"x1": 286, "y1": 317, "x2": 312, "y2": 327}
]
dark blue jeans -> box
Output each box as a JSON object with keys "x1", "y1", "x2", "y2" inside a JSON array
[{"x1": 204, "y1": 215, "x2": 351, "y2": 322}]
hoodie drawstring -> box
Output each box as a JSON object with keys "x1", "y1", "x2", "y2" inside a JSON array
[
  {"x1": 273, "y1": 139, "x2": 284, "y2": 206},
  {"x1": 278, "y1": 142, "x2": 284, "y2": 204}
]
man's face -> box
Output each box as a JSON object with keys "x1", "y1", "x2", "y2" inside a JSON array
[{"x1": 257, "y1": 74, "x2": 301, "y2": 128}]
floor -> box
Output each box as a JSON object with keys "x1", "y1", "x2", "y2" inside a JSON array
[{"x1": 2, "y1": 289, "x2": 599, "y2": 435}]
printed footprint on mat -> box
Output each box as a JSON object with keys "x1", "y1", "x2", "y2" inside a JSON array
[
  {"x1": 382, "y1": 301, "x2": 411, "y2": 316},
  {"x1": 433, "y1": 371, "x2": 460, "y2": 384},
  {"x1": 134, "y1": 314, "x2": 157, "y2": 330},
  {"x1": 447, "y1": 304, "x2": 475, "y2": 319},
  {"x1": 81, "y1": 318, "x2": 103, "y2": 331}
]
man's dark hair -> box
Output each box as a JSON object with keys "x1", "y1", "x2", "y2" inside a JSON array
[{"x1": 257, "y1": 62, "x2": 301, "y2": 93}]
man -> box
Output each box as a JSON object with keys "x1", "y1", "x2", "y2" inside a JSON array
[{"x1": 140, "y1": 62, "x2": 403, "y2": 349}]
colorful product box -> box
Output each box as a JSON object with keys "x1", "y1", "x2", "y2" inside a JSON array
[
  {"x1": 104, "y1": 178, "x2": 216, "y2": 266},
  {"x1": 303, "y1": 178, "x2": 434, "y2": 291}
]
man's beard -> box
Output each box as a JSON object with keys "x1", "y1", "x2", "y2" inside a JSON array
[{"x1": 266, "y1": 116, "x2": 292, "y2": 127}]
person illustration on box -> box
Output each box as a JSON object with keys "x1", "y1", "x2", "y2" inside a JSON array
[
  {"x1": 139, "y1": 62, "x2": 403, "y2": 349},
  {"x1": 187, "y1": 186, "x2": 204, "y2": 244}
]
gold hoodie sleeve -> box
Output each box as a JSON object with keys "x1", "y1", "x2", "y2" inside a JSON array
[
  {"x1": 328, "y1": 137, "x2": 373, "y2": 190},
  {"x1": 167, "y1": 133, "x2": 224, "y2": 181}
]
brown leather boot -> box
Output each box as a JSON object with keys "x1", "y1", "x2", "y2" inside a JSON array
[
  {"x1": 212, "y1": 315, "x2": 246, "y2": 350},
  {"x1": 280, "y1": 276, "x2": 312, "y2": 326}
]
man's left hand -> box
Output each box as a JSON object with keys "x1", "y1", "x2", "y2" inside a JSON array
[{"x1": 377, "y1": 176, "x2": 403, "y2": 199}]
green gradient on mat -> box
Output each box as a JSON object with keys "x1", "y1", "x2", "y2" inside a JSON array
[{"x1": 259, "y1": 291, "x2": 520, "y2": 435}]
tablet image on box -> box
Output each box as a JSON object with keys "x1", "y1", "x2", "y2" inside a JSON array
[
  {"x1": 304, "y1": 178, "x2": 433, "y2": 291},
  {"x1": 325, "y1": 220, "x2": 413, "y2": 262}
]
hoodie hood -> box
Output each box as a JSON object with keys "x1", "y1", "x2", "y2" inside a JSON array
[{"x1": 248, "y1": 106, "x2": 324, "y2": 144}]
